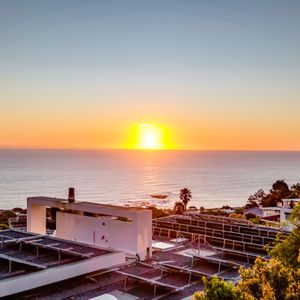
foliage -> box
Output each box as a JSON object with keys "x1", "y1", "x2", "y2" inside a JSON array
[
  {"x1": 174, "y1": 201, "x2": 184, "y2": 214},
  {"x1": 0, "y1": 210, "x2": 17, "y2": 225},
  {"x1": 194, "y1": 258, "x2": 300, "y2": 300},
  {"x1": 188, "y1": 206, "x2": 198, "y2": 211},
  {"x1": 247, "y1": 180, "x2": 300, "y2": 208},
  {"x1": 194, "y1": 276, "x2": 241, "y2": 300},
  {"x1": 234, "y1": 207, "x2": 245, "y2": 214},
  {"x1": 12, "y1": 207, "x2": 26, "y2": 214},
  {"x1": 248, "y1": 216, "x2": 261, "y2": 224},
  {"x1": 0, "y1": 223, "x2": 9, "y2": 230},
  {"x1": 229, "y1": 213, "x2": 246, "y2": 219},
  {"x1": 179, "y1": 188, "x2": 192, "y2": 211},
  {"x1": 238, "y1": 258, "x2": 295, "y2": 300},
  {"x1": 151, "y1": 207, "x2": 170, "y2": 219},
  {"x1": 222, "y1": 205, "x2": 232, "y2": 209},
  {"x1": 247, "y1": 189, "x2": 267, "y2": 208},
  {"x1": 245, "y1": 212, "x2": 257, "y2": 220},
  {"x1": 271, "y1": 180, "x2": 291, "y2": 198},
  {"x1": 0, "y1": 210, "x2": 16, "y2": 219},
  {"x1": 290, "y1": 183, "x2": 300, "y2": 198},
  {"x1": 194, "y1": 205, "x2": 300, "y2": 300},
  {"x1": 200, "y1": 206, "x2": 205, "y2": 212},
  {"x1": 270, "y1": 205, "x2": 300, "y2": 269},
  {"x1": 203, "y1": 209, "x2": 228, "y2": 216}
]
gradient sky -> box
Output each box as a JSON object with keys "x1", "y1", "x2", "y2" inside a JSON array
[{"x1": 1, "y1": 0, "x2": 300, "y2": 150}]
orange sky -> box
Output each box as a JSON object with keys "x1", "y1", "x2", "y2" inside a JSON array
[
  {"x1": 1, "y1": 87, "x2": 300, "y2": 150},
  {"x1": 1, "y1": 1, "x2": 300, "y2": 151},
  {"x1": 1, "y1": 97, "x2": 300, "y2": 150}
]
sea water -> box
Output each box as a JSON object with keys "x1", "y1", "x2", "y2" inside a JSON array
[{"x1": 0, "y1": 149, "x2": 299, "y2": 210}]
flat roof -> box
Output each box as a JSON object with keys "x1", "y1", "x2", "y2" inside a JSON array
[{"x1": 27, "y1": 196, "x2": 150, "y2": 213}]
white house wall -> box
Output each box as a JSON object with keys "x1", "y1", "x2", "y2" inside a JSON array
[
  {"x1": 27, "y1": 203, "x2": 46, "y2": 234},
  {"x1": 56, "y1": 212, "x2": 151, "y2": 260}
]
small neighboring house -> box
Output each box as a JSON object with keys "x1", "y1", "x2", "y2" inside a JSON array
[
  {"x1": 261, "y1": 198, "x2": 300, "y2": 231},
  {"x1": 221, "y1": 206, "x2": 241, "y2": 214},
  {"x1": 245, "y1": 207, "x2": 264, "y2": 217}
]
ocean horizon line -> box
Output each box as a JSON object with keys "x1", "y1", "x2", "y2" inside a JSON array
[{"x1": 1, "y1": 147, "x2": 300, "y2": 153}]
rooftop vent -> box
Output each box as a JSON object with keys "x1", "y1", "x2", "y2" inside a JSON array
[{"x1": 68, "y1": 187, "x2": 75, "y2": 203}]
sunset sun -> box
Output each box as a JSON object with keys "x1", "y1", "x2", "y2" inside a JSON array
[
  {"x1": 125, "y1": 123, "x2": 172, "y2": 150},
  {"x1": 137, "y1": 124, "x2": 162, "y2": 150}
]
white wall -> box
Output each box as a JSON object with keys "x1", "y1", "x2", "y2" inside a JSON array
[
  {"x1": 27, "y1": 203, "x2": 46, "y2": 234},
  {"x1": 56, "y1": 211, "x2": 152, "y2": 260},
  {"x1": 26, "y1": 197, "x2": 152, "y2": 260},
  {"x1": 0, "y1": 252, "x2": 125, "y2": 298}
]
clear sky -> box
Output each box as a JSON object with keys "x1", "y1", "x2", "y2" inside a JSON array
[{"x1": 1, "y1": 0, "x2": 300, "y2": 150}]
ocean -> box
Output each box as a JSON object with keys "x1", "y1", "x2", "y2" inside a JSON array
[{"x1": 0, "y1": 149, "x2": 300, "y2": 210}]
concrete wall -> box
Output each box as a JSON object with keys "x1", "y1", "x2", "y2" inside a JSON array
[
  {"x1": 26, "y1": 203, "x2": 46, "y2": 234},
  {"x1": 26, "y1": 197, "x2": 152, "y2": 260},
  {"x1": 0, "y1": 252, "x2": 125, "y2": 298},
  {"x1": 56, "y1": 211, "x2": 152, "y2": 260}
]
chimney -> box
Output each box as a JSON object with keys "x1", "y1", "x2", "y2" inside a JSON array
[{"x1": 68, "y1": 187, "x2": 75, "y2": 203}]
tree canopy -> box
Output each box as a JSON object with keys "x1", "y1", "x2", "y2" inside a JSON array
[
  {"x1": 247, "y1": 180, "x2": 300, "y2": 208},
  {"x1": 270, "y1": 205, "x2": 300, "y2": 269},
  {"x1": 174, "y1": 201, "x2": 184, "y2": 214}
]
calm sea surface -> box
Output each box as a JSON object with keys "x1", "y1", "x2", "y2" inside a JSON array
[{"x1": 0, "y1": 149, "x2": 300, "y2": 210}]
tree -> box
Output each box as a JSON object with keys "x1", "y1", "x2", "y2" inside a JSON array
[
  {"x1": 238, "y1": 258, "x2": 294, "y2": 300},
  {"x1": 194, "y1": 258, "x2": 300, "y2": 300},
  {"x1": 151, "y1": 207, "x2": 169, "y2": 219},
  {"x1": 246, "y1": 181, "x2": 300, "y2": 208},
  {"x1": 174, "y1": 201, "x2": 184, "y2": 214},
  {"x1": 290, "y1": 183, "x2": 300, "y2": 198},
  {"x1": 247, "y1": 189, "x2": 267, "y2": 208},
  {"x1": 270, "y1": 205, "x2": 300, "y2": 269},
  {"x1": 270, "y1": 180, "x2": 291, "y2": 199},
  {"x1": 194, "y1": 276, "x2": 241, "y2": 300},
  {"x1": 180, "y1": 188, "x2": 192, "y2": 212}
]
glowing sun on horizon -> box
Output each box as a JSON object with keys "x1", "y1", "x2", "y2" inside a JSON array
[
  {"x1": 125, "y1": 123, "x2": 172, "y2": 150},
  {"x1": 137, "y1": 124, "x2": 162, "y2": 149}
]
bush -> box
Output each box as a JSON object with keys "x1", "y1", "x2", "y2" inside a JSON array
[
  {"x1": 151, "y1": 207, "x2": 170, "y2": 219},
  {"x1": 204, "y1": 209, "x2": 228, "y2": 216},
  {"x1": 194, "y1": 276, "x2": 241, "y2": 300},
  {"x1": 245, "y1": 213, "x2": 257, "y2": 220},
  {"x1": 194, "y1": 258, "x2": 300, "y2": 300},
  {"x1": 249, "y1": 217, "x2": 261, "y2": 224},
  {"x1": 270, "y1": 205, "x2": 300, "y2": 269},
  {"x1": 0, "y1": 210, "x2": 16, "y2": 219},
  {"x1": 0, "y1": 223, "x2": 9, "y2": 230},
  {"x1": 229, "y1": 213, "x2": 246, "y2": 219},
  {"x1": 234, "y1": 207, "x2": 245, "y2": 214},
  {"x1": 12, "y1": 207, "x2": 26, "y2": 214}
]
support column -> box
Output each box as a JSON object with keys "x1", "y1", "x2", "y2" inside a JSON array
[
  {"x1": 27, "y1": 199, "x2": 46, "y2": 234},
  {"x1": 8, "y1": 260, "x2": 12, "y2": 273},
  {"x1": 153, "y1": 284, "x2": 157, "y2": 297}
]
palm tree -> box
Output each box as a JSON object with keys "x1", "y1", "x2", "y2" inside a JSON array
[{"x1": 180, "y1": 188, "x2": 192, "y2": 212}]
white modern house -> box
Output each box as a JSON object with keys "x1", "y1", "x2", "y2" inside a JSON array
[
  {"x1": 27, "y1": 190, "x2": 152, "y2": 260},
  {"x1": 0, "y1": 189, "x2": 153, "y2": 298},
  {"x1": 261, "y1": 198, "x2": 299, "y2": 231}
]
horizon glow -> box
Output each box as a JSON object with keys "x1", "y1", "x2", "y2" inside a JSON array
[{"x1": 1, "y1": 1, "x2": 300, "y2": 151}]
